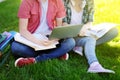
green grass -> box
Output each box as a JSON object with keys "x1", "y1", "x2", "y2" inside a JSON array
[
  {"x1": 0, "y1": 0, "x2": 120, "y2": 80},
  {"x1": 0, "y1": 0, "x2": 20, "y2": 32}
]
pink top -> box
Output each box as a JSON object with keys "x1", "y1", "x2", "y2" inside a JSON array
[{"x1": 18, "y1": 0, "x2": 66, "y2": 33}]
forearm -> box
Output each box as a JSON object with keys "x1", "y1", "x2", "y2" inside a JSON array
[
  {"x1": 79, "y1": 22, "x2": 93, "y2": 36},
  {"x1": 19, "y1": 18, "x2": 43, "y2": 45},
  {"x1": 84, "y1": 22, "x2": 93, "y2": 29},
  {"x1": 56, "y1": 18, "x2": 63, "y2": 26}
]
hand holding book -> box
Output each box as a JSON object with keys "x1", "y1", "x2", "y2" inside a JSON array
[
  {"x1": 84, "y1": 23, "x2": 118, "y2": 39},
  {"x1": 14, "y1": 33, "x2": 59, "y2": 51},
  {"x1": 39, "y1": 39, "x2": 59, "y2": 46}
]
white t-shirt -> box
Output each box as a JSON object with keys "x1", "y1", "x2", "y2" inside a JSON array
[
  {"x1": 70, "y1": 0, "x2": 86, "y2": 25},
  {"x1": 70, "y1": 6, "x2": 83, "y2": 25},
  {"x1": 34, "y1": 0, "x2": 51, "y2": 36}
]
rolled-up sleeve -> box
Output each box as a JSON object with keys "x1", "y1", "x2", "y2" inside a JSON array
[
  {"x1": 56, "y1": 0, "x2": 66, "y2": 18},
  {"x1": 18, "y1": 0, "x2": 31, "y2": 18},
  {"x1": 87, "y1": 0, "x2": 94, "y2": 22}
]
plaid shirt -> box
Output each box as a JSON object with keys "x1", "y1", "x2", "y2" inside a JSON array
[{"x1": 63, "y1": 0, "x2": 94, "y2": 24}]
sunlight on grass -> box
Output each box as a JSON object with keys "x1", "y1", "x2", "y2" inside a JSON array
[
  {"x1": 95, "y1": 0, "x2": 120, "y2": 48},
  {"x1": 0, "y1": 0, "x2": 120, "y2": 80},
  {"x1": 107, "y1": 27, "x2": 120, "y2": 47},
  {"x1": 117, "y1": 56, "x2": 120, "y2": 63},
  {"x1": 94, "y1": 0, "x2": 120, "y2": 24},
  {"x1": 108, "y1": 41, "x2": 120, "y2": 47}
]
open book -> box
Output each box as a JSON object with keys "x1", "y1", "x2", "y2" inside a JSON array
[
  {"x1": 14, "y1": 33, "x2": 59, "y2": 51},
  {"x1": 85, "y1": 23, "x2": 118, "y2": 39}
]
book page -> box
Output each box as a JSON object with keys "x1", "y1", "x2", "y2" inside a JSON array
[
  {"x1": 14, "y1": 33, "x2": 59, "y2": 51},
  {"x1": 91, "y1": 23, "x2": 117, "y2": 31},
  {"x1": 85, "y1": 23, "x2": 118, "y2": 39}
]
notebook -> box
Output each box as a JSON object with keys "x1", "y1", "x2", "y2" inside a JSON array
[{"x1": 49, "y1": 24, "x2": 83, "y2": 39}]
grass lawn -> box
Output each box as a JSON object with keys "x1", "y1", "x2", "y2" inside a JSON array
[{"x1": 0, "y1": 0, "x2": 120, "y2": 80}]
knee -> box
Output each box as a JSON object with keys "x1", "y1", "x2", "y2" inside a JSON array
[
  {"x1": 63, "y1": 38, "x2": 75, "y2": 49},
  {"x1": 11, "y1": 41, "x2": 19, "y2": 53},
  {"x1": 11, "y1": 41, "x2": 26, "y2": 54},
  {"x1": 110, "y1": 27, "x2": 118, "y2": 37},
  {"x1": 84, "y1": 37, "x2": 96, "y2": 46},
  {"x1": 86, "y1": 37, "x2": 96, "y2": 42},
  {"x1": 67, "y1": 38, "x2": 76, "y2": 48}
]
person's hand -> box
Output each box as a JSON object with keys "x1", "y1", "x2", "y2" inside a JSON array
[
  {"x1": 40, "y1": 40, "x2": 53, "y2": 46},
  {"x1": 79, "y1": 22, "x2": 92, "y2": 36},
  {"x1": 39, "y1": 39, "x2": 58, "y2": 46},
  {"x1": 79, "y1": 26, "x2": 88, "y2": 36}
]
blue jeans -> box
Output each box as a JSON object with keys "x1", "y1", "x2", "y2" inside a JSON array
[
  {"x1": 75, "y1": 36, "x2": 98, "y2": 65},
  {"x1": 11, "y1": 38, "x2": 75, "y2": 62},
  {"x1": 75, "y1": 27, "x2": 118, "y2": 65},
  {"x1": 96, "y1": 27, "x2": 118, "y2": 45}
]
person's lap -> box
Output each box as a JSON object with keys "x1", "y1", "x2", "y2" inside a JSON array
[{"x1": 11, "y1": 38, "x2": 75, "y2": 61}]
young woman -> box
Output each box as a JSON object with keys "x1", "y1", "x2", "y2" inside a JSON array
[
  {"x1": 11, "y1": 0, "x2": 75, "y2": 67},
  {"x1": 63, "y1": 0, "x2": 117, "y2": 73}
]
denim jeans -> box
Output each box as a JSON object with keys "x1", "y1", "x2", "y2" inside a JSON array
[
  {"x1": 75, "y1": 27, "x2": 118, "y2": 65},
  {"x1": 96, "y1": 27, "x2": 118, "y2": 45},
  {"x1": 75, "y1": 36, "x2": 98, "y2": 65},
  {"x1": 11, "y1": 38, "x2": 75, "y2": 62}
]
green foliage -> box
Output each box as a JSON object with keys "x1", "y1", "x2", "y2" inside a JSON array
[
  {"x1": 0, "y1": 0, "x2": 20, "y2": 32},
  {"x1": 0, "y1": 0, "x2": 120, "y2": 80}
]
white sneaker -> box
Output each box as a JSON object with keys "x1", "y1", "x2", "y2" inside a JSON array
[
  {"x1": 73, "y1": 47, "x2": 83, "y2": 56},
  {"x1": 87, "y1": 62, "x2": 115, "y2": 73}
]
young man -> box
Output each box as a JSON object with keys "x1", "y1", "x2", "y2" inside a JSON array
[{"x1": 11, "y1": 0, "x2": 75, "y2": 67}]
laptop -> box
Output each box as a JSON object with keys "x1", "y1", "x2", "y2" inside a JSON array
[{"x1": 49, "y1": 24, "x2": 83, "y2": 39}]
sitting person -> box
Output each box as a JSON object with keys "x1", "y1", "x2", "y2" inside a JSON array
[
  {"x1": 11, "y1": 0, "x2": 75, "y2": 67},
  {"x1": 63, "y1": 0, "x2": 118, "y2": 73}
]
